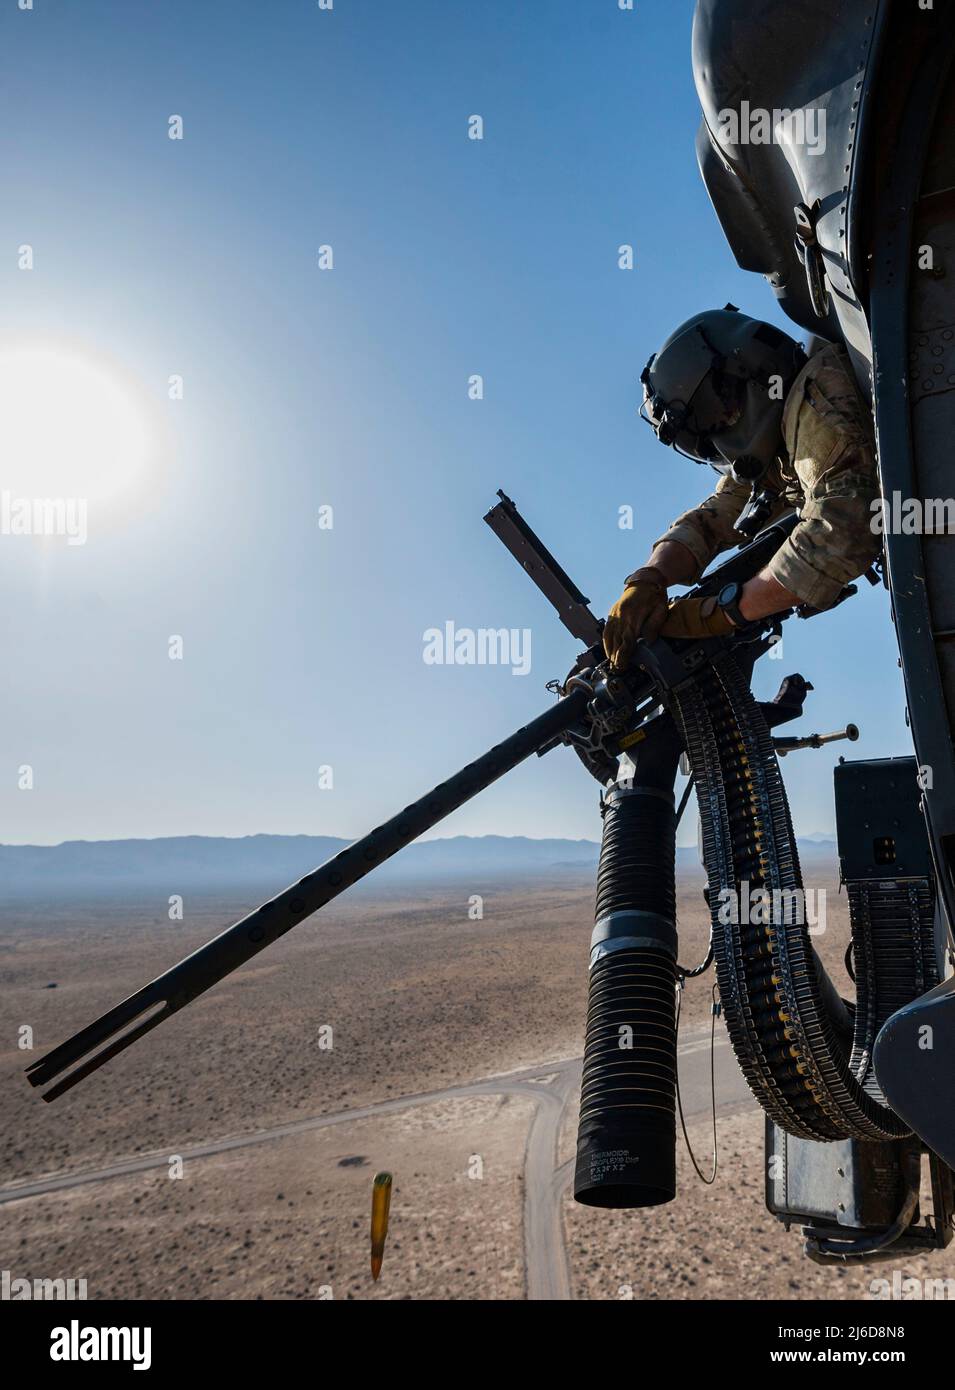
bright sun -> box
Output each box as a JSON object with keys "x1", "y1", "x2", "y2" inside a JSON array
[{"x1": 0, "y1": 346, "x2": 152, "y2": 509}]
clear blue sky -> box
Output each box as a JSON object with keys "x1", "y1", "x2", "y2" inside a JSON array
[{"x1": 0, "y1": 0, "x2": 909, "y2": 848}]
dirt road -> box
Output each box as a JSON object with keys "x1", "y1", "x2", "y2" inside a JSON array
[{"x1": 0, "y1": 1025, "x2": 751, "y2": 1300}]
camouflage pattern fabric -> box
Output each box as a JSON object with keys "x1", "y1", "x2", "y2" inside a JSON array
[{"x1": 655, "y1": 343, "x2": 881, "y2": 608}]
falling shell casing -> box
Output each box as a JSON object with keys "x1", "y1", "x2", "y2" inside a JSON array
[{"x1": 370, "y1": 1172, "x2": 393, "y2": 1280}]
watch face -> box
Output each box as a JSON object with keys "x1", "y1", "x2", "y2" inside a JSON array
[{"x1": 719, "y1": 582, "x2": 740, "y2": 606}]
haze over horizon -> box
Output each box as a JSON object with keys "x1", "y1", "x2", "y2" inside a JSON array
[
  {"x1": 0, "y1": 827, "x2": 840, "y2": 902},
  {"x1": 0, "y1": 825, "x2": 839, "y2": 850}
]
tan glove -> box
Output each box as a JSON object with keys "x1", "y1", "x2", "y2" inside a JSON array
[
  {"x1": 661, "y1": 594, "x2": 735, "y2": 640},
  {"x1": 603, "y1": 568, "x2": 669, "y2": 669}
]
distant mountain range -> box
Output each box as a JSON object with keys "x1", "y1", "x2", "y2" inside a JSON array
[{"x1": 0, "y1": 832, "x2": 837, "y2": 900}]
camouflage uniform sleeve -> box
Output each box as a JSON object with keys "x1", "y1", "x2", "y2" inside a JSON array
[
  {"x1": 653, "y1": 473, "x2": 757, "y2": 578},
  {"x1": 767, "y1": 349, "x2": 881, "y2": 608}
]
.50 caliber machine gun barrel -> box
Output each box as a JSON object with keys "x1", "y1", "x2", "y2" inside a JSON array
[{"x1": 26, "y1": 686, "x2": 591, "y2": 1103}]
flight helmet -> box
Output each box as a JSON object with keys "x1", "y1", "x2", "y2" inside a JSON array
[{"x1": 640, "y1": 306, "x2": 807, "y2": 482}]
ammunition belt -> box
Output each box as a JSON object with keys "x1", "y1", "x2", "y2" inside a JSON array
[
  {"x1": 847, "y1": 879, "x2": 938, "y2": 1107},
  {"x1": 671, "y1": 651, "x2": 937, "y2": 1142}
]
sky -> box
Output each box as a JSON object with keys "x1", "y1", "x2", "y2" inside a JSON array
[{"x1": 0, "y1": 0, "x2": 911, "y2": 849}]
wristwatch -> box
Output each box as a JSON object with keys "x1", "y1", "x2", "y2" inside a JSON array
[{"x1": 717, "y1": 581, "x2": 747, "y2": 628}]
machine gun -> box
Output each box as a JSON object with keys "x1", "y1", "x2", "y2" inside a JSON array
[
  {"x1": 25, "y1": 492, "x2": 793, "y2": 1102},
  {"x1": 26, "y1": 493, "x2": 952, "y2": 1262}
]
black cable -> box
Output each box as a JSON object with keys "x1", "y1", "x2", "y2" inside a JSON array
[
  {"x1": 674, "y1": 980, "x2": 719, "y2": 1185},
  {"x1": 844, "y1": 940, "x2": 856, "y2": 983},
  {"x1": 675, "y1": 774, "x2": 714, "y2": 979},
  {"x1": 679, "y1": 931, "x2": 714, "y2": 979},
  {"x1": 675, "y1": 773, "x2": 696, "y2": 829}
]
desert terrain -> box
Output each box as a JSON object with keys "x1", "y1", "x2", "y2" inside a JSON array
[{"x1": 2, "y1": 865, "x2": 954, "y2": 1300}]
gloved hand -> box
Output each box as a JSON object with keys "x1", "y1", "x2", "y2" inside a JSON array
[
  {"x1": 661, "y1": 594, "x2": 735, "y2": 640},
  {"x1": 603, "y1": 568, "x2": 669, "y2": 668}
]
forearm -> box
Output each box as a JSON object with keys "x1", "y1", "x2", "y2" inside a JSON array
[
  {"x1": 642, "y1": 549, "x2": 799, "y2": 628},
  {"x1": 643, "y1": 539, "x2": 699, "y2": 587},
  {"x1": 738, "y1": 569, "x2": 800, "y2": 622},
  {"x1": 647, "y1": 547, "x2": 800, "y2": 623},
  {"x1": 660, "y1": 565, "x2": 800, "y2": 641}
]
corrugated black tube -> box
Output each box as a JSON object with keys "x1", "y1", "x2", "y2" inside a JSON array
[{"x1": 574, "y1": 785, "x2": 678, "y2": 1208}]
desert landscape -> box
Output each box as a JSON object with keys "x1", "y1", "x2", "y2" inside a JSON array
[{"x1": 2, "y1": 862, "x2": 954, "y2": 1300}]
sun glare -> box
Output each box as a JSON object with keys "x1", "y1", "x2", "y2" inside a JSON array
[{"x1": 0, "y1": 346, "x2": 152, "y2": 511}]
